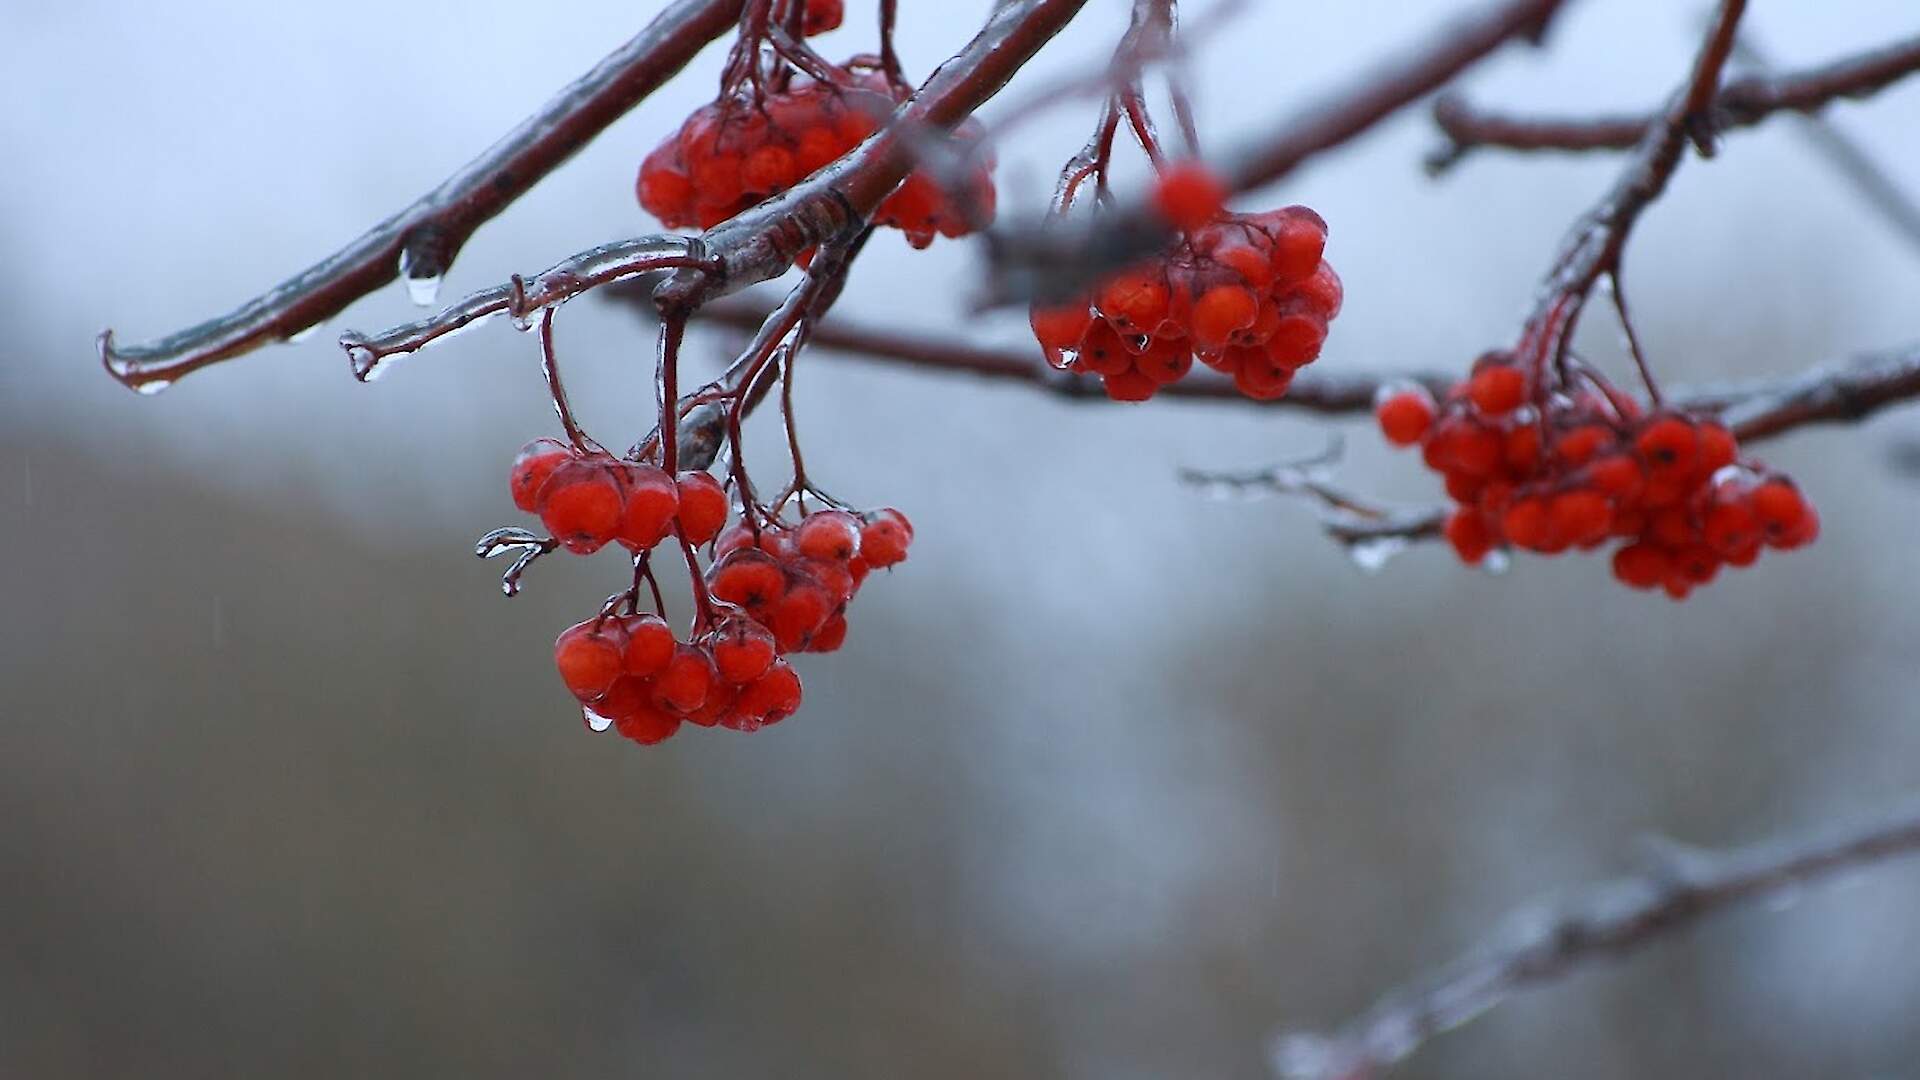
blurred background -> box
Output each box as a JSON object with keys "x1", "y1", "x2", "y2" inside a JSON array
[{"x1": 5, "y1": 1, "x2": 1920, "y2": 1076}]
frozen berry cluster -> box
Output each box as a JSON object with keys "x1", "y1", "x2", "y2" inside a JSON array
[
  {"x1": 510, "y1": 438, "x2": 729, "y2": 554},
  {"x1": 1029, "y1": 199, "x2": 1341, "y2": 402},
  {"x1": 1374, "y1": 356, "x2": 1817, "y2": 599},
  {"x1": 636, "y1": 69, "x2": 995, "y2": 245},
  {"x1": 514, "y1": 438, "x2": 913, "y2": 743}
]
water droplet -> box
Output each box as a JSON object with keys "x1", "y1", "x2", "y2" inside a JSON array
[
  {"x1": 342, "y1": 340, "x2": 390, "y2": 383},
  {"x1": 582, "y1": 707, "x2": 614, "y2": 733},
  {"x1": 1349, "y1": 535, "x2": 1408, "y2": 574},
  {"x1": 398, "y1": 248, "x2": 443, "y2": 306},
  {"x1": 285, "y1": 322, "x2": 324, "y2": 344},
  {"x1": 133, "y1": 378, "x2": 173, "y2": 396},
  {"x1": 1481, "y1": 548, "x2": 1513, "y2": 575}
]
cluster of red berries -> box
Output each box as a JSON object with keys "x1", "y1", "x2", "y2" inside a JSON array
[
  {"x1": 707, "y1": 507, "x2": 912, "y2": 654},
  {"x1": 554, "y1": 612, "x2": 805, "y2": 744},
  {"x1": 637, "y1": 69, "x2": 995, "y2": 245},
  {"x1": 1029, "y1": 193, "x2": 1341, "y2": 402},
  {"x1": 1374, "y1": 356, "x2": 1818, "y2": 599},
  {"x1": 516, "y1": 437, "x2": 914, "y2": 744},
  {"x1": 510, "y1": 438, "x2": 729, "y2": 555}
]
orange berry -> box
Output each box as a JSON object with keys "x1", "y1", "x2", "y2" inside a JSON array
[
  {"x1": 1152, "y1": 161, "x2": 1228, "y2": 232},
  {"x1": 1467, "y1": 365, "x2": 1528, "y2": 415},
  {"x1": 1375, "y1": 388, "x2": 1436, "y2": 447}
]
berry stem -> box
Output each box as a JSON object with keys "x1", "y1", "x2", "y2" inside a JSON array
[
  {"x1": 1607, "y1": 270, "x2": 1663, "y2": 406},
  {"x1": 535, "y1": 306, "x2": 603, "y2": 454}
]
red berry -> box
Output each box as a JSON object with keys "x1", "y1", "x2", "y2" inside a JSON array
[
  {"x1": 1265, "y1": 206, "x2": 1328, "y2": 283},
  {"x1": 1152, "y1": 162, "x2": 1227, "y2": 232},
  {"x1": 794, "y1": 509, "x2": 862, "y2": 562},
  {"x1": 652, "y1": 645, "x2": 716, "y2": 714},
  {"x1": 1467, "y1": 365, "x2": 1528, "y2": 415},
  {"x1": 708, "y1": 549, "x2": 787, "y2": 610},
  {"x1": 510, "y1": 438, "x2": 570, "y2": 514},
  {"x1": 675, "y1": 471, "x2": 730, "y2": 544},
  {"x1": 709, "y1": 617, "x2": 777, "y2": 684},
  {"x1": 737, "y1": 659, "x2": 803, "y2": 726},
  {"x1": 1443, "y1": 509, "x2": 1494, "y2": 564},
  {"x1": 1611, "y1": 543, "x2": 1668, "y2": 589},
  {"x1": 1634, "y1": 417, "x2": 1699, "y2": 475},
  {"x1": 616, "y1": 463, "x2": 680, "y2": 551},
  {"x1": 554, "y1": 619, "x2": 625, "y2": 703},
  {"x1": 539, "y1": 459, "x2": 624, "y2": 554},
  {"x1": 808, "y1": 614, "x2": 849, "y2": 653},
  {"x1": 802, "y1": 0, "x2": 844, "y2": 36},
  {"x1": 859, "y1": 509, "x2": 913, "y2": 568},
  {"x1": 1189, "y1": 285, "x2": 1258, "y2": 349},
  {"x1": 620, "y1": 614, "x2": 677, "y2": 677},
  {"x1": 1375, "y1": 387, "x2": 1436, "y2": 447}
]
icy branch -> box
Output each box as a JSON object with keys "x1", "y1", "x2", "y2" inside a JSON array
[
  {"x1": 99, "y1": 0, "x2": 745, "y2": 393},
  {"x1": 1271, "y1": 799, "x2": 1920, "y2": 1079}
]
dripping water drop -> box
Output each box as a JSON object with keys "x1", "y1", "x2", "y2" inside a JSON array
[
  {"x1": 1348, "y1": 535, "x2": 1408, "y2": 574},
  {"x1": 582, "y1": 707, "x2": 615, "y2": 733}
]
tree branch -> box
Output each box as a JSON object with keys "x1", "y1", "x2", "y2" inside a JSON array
[
  {"x1": 1427, "y1": 33, "x2": 1920, "y2": 173},
  {"x1": 1270, "y1": 799, "x2": 1920, "y2": 1080},
  {"x1": 981, "y1": 0, "x2": 1577, "y2": 306},
  {"x1": 98, "y1": 0, "x2": 746, "y2": 394},
  {"x1": 345, "y1": 0, "x2": 1093, "y2": 366}
]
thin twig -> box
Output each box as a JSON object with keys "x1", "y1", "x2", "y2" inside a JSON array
[
  {"x1": 98, "y1": 0, "x2": 745, "y2": 393},
  {"x1": 1271, "y1": 799, "x2": 1920, "y2": 1079},
  {"x1": 1427, "y1": 33, "x2": 1920, "y2": 175}
]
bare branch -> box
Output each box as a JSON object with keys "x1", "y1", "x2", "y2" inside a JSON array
[
  {"x1": 98, "y1": 0, "x2": 746, "y2": 393},
  {"x1": 1271, "y1": 799, "x2": 1920, "y2": 1080},
  {"x1": 631, "y1": 295, "x2": 1920, "y2": 441},
  {"x1": 1428, "y1": 33, "x2": 1920, "y2": 173},
  {"x1": 982, "y1": 0, "x2": 1577, "y2": 306}
]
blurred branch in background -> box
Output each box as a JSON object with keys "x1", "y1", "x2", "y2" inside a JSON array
[
  {"x1": 1270, "y1": 799, "x2": 1920, "y2": 1080},
  {"x1": 1425, "y1": 31, "x2": 1920, "y2": 182}
]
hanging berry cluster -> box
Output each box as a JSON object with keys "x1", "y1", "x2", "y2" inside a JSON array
[
  {"x1": 1374, "y1": 355, "x2": 1818, "y2": 599},
  {"x1": 637, "y1": 67, "x2": 995, "y2": 246},
  {"x1": 1030, "y1": 197, "x2": 1342, "y2": 402},
  {"x1": 508, "y1": 439, "x2": 912, "y2": 744}
]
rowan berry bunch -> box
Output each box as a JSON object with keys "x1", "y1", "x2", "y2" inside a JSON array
[
  {"x1": 1029, "y1": 188, "x2": 1342, "y2": 402},
  {"x1": 1374, "y1": 354, "x2": 1818, "y2": 599},
  {"x1": 637, "y1": 67, "x2": 995, "y2": 245},
  {"x1": 503, "y1": 436, "x2": 914, "y2": 745}
]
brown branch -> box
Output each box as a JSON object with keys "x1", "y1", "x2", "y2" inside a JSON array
[
  {"x1": 97, "y1": 0, "x2": 745, "y2": 394},
  {"x1": 1533, "y1": 0, "x2": 1747, "y2": 325},
  {"x1": 350, "y1": 0, "x2": 1093, "y2": 364},
  {"x1": 642, "y1": 296, "x2": 1920, "y2": 440},
  {"x1": 1428, "y1": 32, "x2": 1920, "y2": 173},
  {"x1": 981, "y1": 0, "x2": 1577, "y2": 306},
  {"x1": 1270, "y1": 799, "x2": 1920, "y2": 1080}
]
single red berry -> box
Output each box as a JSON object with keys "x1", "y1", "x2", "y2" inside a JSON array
[
  {"x1": 1151, "y1": 161, "x2": 1227, "y2": 232},
  {"x1": 510, "y1": 438, "x2": 571, "y2": 514},
  {"x1": 1611, "y1": 542, "x2": 1669, "y2": 589},
  {"x1": 1031, "y1": 298, "x2": 1095, "y2": 354},
  {"x1": 1702, "y1": 499, "x2": 1758, "y2": 555},
  {"x1": 1500, "y1": 497, "x2": 1552, "y2": 551},
  {"x1": 1467, "y1": 365, "x2": 1528, "y2": 416},
  {"x1": 620, "y1": 614, "x2": 677, "y2": 677},
  {"x1": 1097, "y1": 269, "x2": 1173, "y2": 336},
  {"x1": 675, "y1": 471, "x2": 730, "y2": 545},
  {"x1": 1548, "y1": 489, "x2": 1612, "y2": 546},
  {"x1": 652, "y1": 644, "x2": 717, "y2": 714},
  {"x1": 803, "y1": 0, "x2": 845, "y2": 36},
  {"x1": 1265, "y1": 206, "x2": 1328, "y2": 283},
  {"x1": 709, "y1": 617, "x2": 777, "y2": 684},
  {"x1": 794, "y1": 509, "x2": 863, "y2": 562},
  {"x1": 1443, "y1": 509, "x2": 1494, "y2": 564},
  {"x1": 616, "y1": 463, "x2": 680, "y2": 551},
  {"x1": 538, "y1": 459, "x2": 624, "y2": 554},
  {"x1": 769, "y1": 581, "x2": 834, "y2": 652},
  {"x1": 859, "y1": 509, "x2": 913, "y2": 568},
  {"x1": 613, "y1": 698, "x2": 682, "y2": 746},
  {"x1": 1751, "y1": 480, "x2": 1810, "y2": 542},
  {"x1": 554, "y1": 619, "x2": 626, "y2": 703},
  {"x1": 1102, "y1": 369, "x2": 1159, "y2": 402},
  {"x1": 1189, "y1": 284, "x2": 1258, "y2": 350},
  {"x1": 708, "y1": 549, "x2": 788, "y2": 610},
  {"x1": 1232, "y1": 359, "x2": 1294, "y2": 401},
  {"x1": 808, "y1": 614, "x2": 849, "y2": 653},
  {"x1": 1375, "y1": 387, "x2": 1436, "y2": 447},
  {"x1": 737, "y1": 659, "x2": 803, "y2": 726},
  {"x1": 1634, "y1": 417, "x2": 1699, "y2": 475},
  {"x1": 1697, "y1": 422, "x2": 1739, "y2": 475}
]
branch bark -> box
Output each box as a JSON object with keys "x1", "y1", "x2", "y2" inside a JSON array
[
  {"x1": 98, "y1": 0, "x2": 746, "y2": 393},
  {"x1": 1271, "y1": 800, "x2": 1920, "y2": 1080}
]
